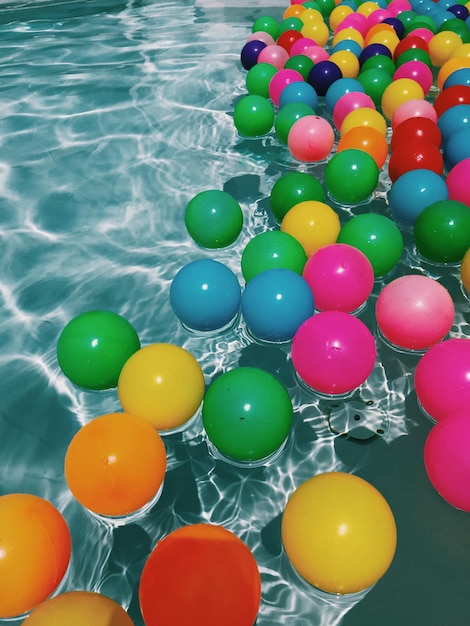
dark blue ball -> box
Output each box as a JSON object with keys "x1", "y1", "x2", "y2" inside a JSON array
[
  {"x1": 307, "y1": 61, "x2": 343, "y2": 97},
  {"x1": 240, "y1": 40, "x2": 267, "y2": 71}
]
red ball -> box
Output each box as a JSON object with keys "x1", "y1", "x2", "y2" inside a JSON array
[
  {"x1": 433, "y1": 85, "x2": 470, "y2": 118},
  {"x1": 393, "y1": 35, "x2": 429, "y2": 62},
  {"x1": 277, "y1": 29, "x2": 304, "y2": 53},
  {"x1": 388, "y1": 140, "x2": 444, "y2": 182},
  {"x1": 391, "y1": 116, "x2": 442, "y2": 152}
]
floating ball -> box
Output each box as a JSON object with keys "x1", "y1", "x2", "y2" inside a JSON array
[
  {"x1": 139, "y1": 524, "x2": 261, "y2": 626},
  {"x1": 433, "y1": 84, "x2": 470, "y2": 117},
  {"x1": 300, "y1": 19, "x2": 330, "y2": 48},
  {"x1": 446, "y1": 157, "x2": 470, "y2": 206},
  {"x1": 246, "y1": 62, "x2": 278, "y2": 98},
  {"x1": 388, "y1": 139, "x2": 444, "y2": 182},
  {"x1": 332, "y1": 90, "x2": 376, "y2": 129},
  {"x1": 356, "y1": 67, "x2": 393, "y2": 107},
  {"x1": 282, "y1": 473, "x2": 397, "y2": 594},
  {"x1": 275, "y1": 102, "x2": 315, "y2": 144},
  {"x1": 268, "y1": 69, "x2": 304, "y2": 106},
  {"x1": 240, "y1": 40, "x2": 266, "y2": 70},
  {"x1": 284, "y1": 53, "x2": 315, "y2": 79},
  {"x1": 25, "y1": 592, "x2": 134, "y2": 626},
  {"x1": 65, "y1": 412, "x2": 166, "y2": 518},
  {"x1": 57, "y1": 310, "x2": 140, "y2": 391},
  {"x1": 269, "y1": 171, "x2": 326, "y2": 222},
  {"x1": 287, "y1": 115, "x2": 335, "y2": 162},
  {"x1": 443, "y1": 128, "x2": 470, "y2": 170},
  {"x1": 462, "y1": 247, "x2": 470, "y2": 292},
  {"x1": 0, "y1": 494, "x2": 71, "y2": 619},
  {"x1": 415, "y1": 338, "x2": 470, "y2": 421},
  {"x1": 303, "y1": 44, "x2": 330, "y2": 64},
  {"x1": 340, "y1": 106, "x2": 388, "y2": 137},
  {"x1": 325, "y1": 77, "x2": 365, "y2": 114},
  {"x1": 307, "y1": 60, "x2": 343, "y2": 96},
  {"x1": 336, "y1": 125, "x2": 388, "y2": 168},
  {"x1": 394, "y1": 34, "x2": 429, "y2": 62},
  {"x1": 391, "y1": 98, "x2": 437, "y2": 130},
  {"x1": 380, "y1": 77, "x2": 425, "y2": 120},
  {"x1": 247, "y1": 31, "x2": 275, "y2": 46},
  {"x1": 241, "y1": 268, "x2": 314, "y2": 342},
  {"x1": 324, "y1": 148, "x2": 379, "y2": 204},
  {"x1": 202, "y1": 367, "x2": 293, "y2": 463},
  {"x1": 241, "y1": 230, "x2": 307, "y2": 282},
  {"x1": 361, "y1": 52, "x2": 396, "y2": 76},
  {"x1": 233, "y1": 94, "x2": 275, "y2": 137},
  {"x1": 291, "y1": 311, "x2": 376, "y2": 395},
  {"x1": 437, "y1": 56, "x2": 470, "y2": 91},
  {"x1": 392, "y1": 60, "x2": 433, "y2": 94},
  {"x1": 278, "y1": 80, "x2": 318, "y2": 110},
  {"x1": 257, "y1": 44, "x2": 289, "y2": 69},
  {"x1": 170, "y1": 259, "x2": 241, "y2": 332},
  {"x1": 387, "y1": 169, "x2": 449, "y2": 227},
  {"x1": 443, "y1": 67, "x2": 470, "y2": 88},
  {"x1": 277, "y1": 29, "x2": 304, "y2": 53},
  {"x1": 391, "y1": 115, "x2": 442, "y2": 151},
  {"x1": 281, "y1": 200, "x2": 341, "y2": 256},
  {"x1": 252, "y1": 15, "x2": 280, "y2": 41},
  {"x1": 302, "y1": 243, "x2": 374, "y2": 312},
  {"x1": 429, "y1": 30, "x2": 465, "y2": 67},
  {"x1": 328, "y1": 49, "x2": 361, "y2": 78},
  {"x1": 185, "y1": 189, "x2": 243, "y2": 249},
  {"x1": 117, "y1": 343, "x2": 205, "y2": 432}
]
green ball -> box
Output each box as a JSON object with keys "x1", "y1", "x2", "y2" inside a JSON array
[
  {"x1": 185, "y1": 189, "x2": 243, "y2": 249},
  {"x1": 202, "y1": 367, "x2": 293, "y2": 463},
  {"x1": 252, "y1": 15, "x2": 280, "y2": 40},
  {"x1": 437, "y1": 19, "x2": 469, "y2": 43},
  {"x1": 324, "y1": 149, "x2": 379, "y2": 205},
  {"x1": 233, "y1": 94, "x2": 275, "y2": 137},
  {"x1": 284, "y1": 54, "x2": 315, "y2": 80},
  {"x1": 413, "y1": 200, "x2": 470, "y2": 264},
  {"x1": 313, "y1": 0, "x2": 335, "y2": 16},
  {"x1": 279, "y1": 17, "x2": 304, "y2": 33},
  {"x1": 337, "y1": 213, "x2": 404, "y2": 277},
  {"x1": 270, "y1": 171, "x2": 326, "y2": 222},
  {"x1": 57, "y1": 310, "x2": 140, "y2": 390},
  {"x1": 395, "y1": 48, "x2": 432, "y2": 69},
  {"x1": 246, "y1": 62, "x2": 278, "y2": 98},
  {"x1": 241, "y1": 230, "x2": 308, "y2": 282},
  {"x1": 396, "y1": 10, "x2": 417, "y2": 28},
  {"x1": 405, "y1": 16, "x2": 437, "y2": 35},
  {"x1": 360, "y1": 54, "x2": 396, "y2": 76},
  {"x1": 274, "y1": 102, "x2": 315, "y2": 144},
  {"x1": 357, "y1": 68, "x2": 393, "y2": 107}
]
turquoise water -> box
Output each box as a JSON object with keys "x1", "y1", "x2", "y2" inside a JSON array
[{"x1": 1, "y1": 0, "x2": 470, "y2": 624}]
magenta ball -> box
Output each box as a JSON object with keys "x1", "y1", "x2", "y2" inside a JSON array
[
  {"x1": 304, "y1": 45, "x2": 330, "y2": 64},
  {"x1": 375, "y1": 275, "x2": 454, "y2": 351},
  {"x1": 257, "y1": 45, "x2": 290, "y2": 70},
  {"x1": 287, "y1": 115, "x2": 335, "y2": 162},
  {"x1": 290, "y1": 37, "x2": 317, "y2": 56},
  {"x1": 291, "y1": 311, "x2": 377, "y2": 395},
  {"x1": 391, "y1": 99, "x2": 437, "y2": 130},
  {"x1": 414, "y1": 338, "x2": 470, "y2": 422},
  {"x1": 269, "y1": 69, "x2": 304, "y2": 106},
  {"x1": 336, "y1": 14, "x2": 368, "y2": 36},
  {"x1": 393, "y1": 62, "x2": 433, "y2": 96},
  {"x1": 332, "y1": 91, "x2": 376, "y2": 130},
  {"x1": 302, "y1": 243, "x2": 374, "y2": 313},
  {"x1": 446, "y1": 157, "x2": 470, "y2": 206},
  {"x1": 424, "y1": 412, "x2": 470, "y2": 512}
]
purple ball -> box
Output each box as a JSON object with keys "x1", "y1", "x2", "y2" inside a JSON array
[{"x1": 241, "y1": 40, "x2": 267, "y2": 70}]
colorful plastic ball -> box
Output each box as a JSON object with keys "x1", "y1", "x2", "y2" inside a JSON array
[
  {"x1": 241, "y1": 230, "x2": 307, "y2": 282},
  {"x1": 307, "y1": 60, "x2": 343, "y2": 96},
  {"x1": 268, "y1": 69, "x2": 304, "y2": 106},
  {"x1": 383, "y1": 16, "x2": 406, "y2": 38},
  {"x1": 337, "y1": 213, "x2": 404, "y2": 277},
  {"x1": 289, "y1": 37, "x2": 317, "y2": 57},
  {"x1": 407, "y1": 26, "x2": 434, "y2": 44},
  {"x1": 380, "y1": 77, "x2": 425, "y2": 120},
  {"x1": 233, "y1": 94, "x2": 275, "y2": 137},
  {"x1": 340, "y1": 106, "x2": 388, "y2": 137},
  {"x1": 139, "y1": 524, "x2": 261, "y2": 626},
  {"x1": 359, "y1": 42, "x2": 394, "y2": 65},
  {"x1": 447, "y1": 156, "x2": 470, "y2": 205},
  {"x1": 413, "y1": 199, "x2": 470, "y2": 263},
  {"x1": 300, "y1": 19, "x2": 330, "y2": 47},
  {"x1": 170, "y1": 259, "x2": 241, "y2": 332},
  {"x1": 257, "y1": 44, "x2": 290, "y2": 69},
  {"x1": 367, "y1": 29, "x2": 401, "y2": 55},
  {"x1": 329, "y1": 49, "x2": 361, "y2": 77},
  {"x1": 287, "y1": 115, "x2": 335, "y2": 162},
  {"x1": 281, "y1": 200, "x2": 341, "y2": 256},
  {"x1": 437, "y1": 56, "x2": 470, "y2": 91},
  {"x1": 269, "y1": 171, "x2": 325, "y2": 222},
  {"x1": 202, "y1": 366, "x2": 293, "y2": 462},
  {"x1": 252, "y1": 15, "x2": 280, "y2": 41},
  {"x1": 437, "y1": 18, "x2": 470, "y2": 43},
  {"x1": 240, "y1": 40, "x2": 267, "y2": 70},
  {"x1": 336, "y1": 125, "x2": 388, "y2": 168},
  {"x1": 357, "y1": 68, "x2": 393, "y2": 106},
  {"x1": 241, "y1": 268, "x2": 315, "y2": 342},
  {"x1": 185, "y1": 189, "x2": 243, "y2": 249},
  {"x1": 336, "y1": 14, "x2": 369, "y2": 37},
  {"x1": 291, "y1": 311, "x2": 376, "y2": 395},
  {"x1": 391, "y1": 115, "x2": 442, "y2": 151},
  {"x1": 449, "y1": 4, "x2": 470, "y2": 19},
  {"x1": 393, "y1": 60, "x2": 433, "y2": 94},
  {"x1": 387, "y1": 169, "x2": 449, "y2": 227},
  {"x1": 57, "y1": 310, "x2": 140, "y2": 391},
  {"x1": 443, "y1": 66, "x2": 470, "y2": 88},
  {"x1": 388, "y1": 140, "x2": 444, "y2": 182},
  {"x1": 331, "y1": 38, "x2": 363, "y2": 57},
  {"x1": 280, "y1": 17, "x2": 304, "y2": 34},
  {"x1": 461, "y1": 247, "x2": 470, "y2": 291},
  {"x1": 443, "y1": 128, "x2": 470, "y2": 169},
  {"x1": 282, "y1": 472, "x2": 396, "y2": 594},
  {"x1": 324, "y1": 148, "x2": 379, "y2": 204},
  {"x1": 302, "y1": 243, "x2": 374, "y2": 312},
  {"x1": 394, "y1": 33, "x2": 429, "y2": 61},
  {"x1": 433, "y1": 84, "x2": 470, "y2": 117},
  {"x1": 360, "y1": 53, "x2": 396, "y2": 75},
  {"x1": 277, "y1": 29, "x2": 304, "y2": 53},
  {"x1": 284, "y1": 54, "x2": 315, "y2": 80},
  {"x1": 279, "y1": 80, "x2": 318, "y2": 110},
  {"x1": 246, "y1": 62, "x2": 278, "y2": 98},
  {"x1": 117, "y1": 343, "x2": 205, "y2": 432},
  {"x1": 65, "y1": 412, "x2": 166, "y2": 518},
  {"x1": 275, "y1": 103, "x2": 315, "y2": 145},
  {"x1": 376, "y1": 275, "x2": 454, "y2": 351},
  {"x1": 415, "y1": 338, "x2": 470, "y2": 421},
  {"x1": 395, "y1": 46, "x2": 432, "y2": 69},
  {"x1": 437, "y1": 102, "x2": 470, "y2": 144},
  {"x1": 304, "y1": 44, "x2": 330, "y2": 63},
  {"x1": 330, "y1": 4, "x2": 355, "y2": 31},
  {"x1": 247, "y1": 31, "x2": 275, "y2": 46},
  {"x1": 325, "y1": 77, "x2": 365, "y2": 114},
  {"x1": 0, "y1": 493, "x2": 72, "y2": 619},
  {"x1": 332, "y1": 90, "x2": 376, "y2": 129}
]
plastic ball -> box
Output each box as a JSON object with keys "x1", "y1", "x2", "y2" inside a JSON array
[
  {"x1": 357, "y1": 68, "x2": 393, "y2": 106},
  {"x1": 185, "y1": 189, "x2": 243, "y2": 249},
  {"x1": 277, "y1": 29, "x2": 304, "y2": 53},
  {"x1": 275, "y1": 102, "x2": 315, "y2": 144},
  {"x1": 65, "y1": 412, "x2": 166, "y2": 517},
  {"x1": 287, "y1": 115, "x2": 335, "y2": 162},
  {"x1": 391, "y1": 115, "x2": 442, "y2": 151},
  {"x1": 336, "y1": 125, "x2": 388, "y2": 168},
  {"x1": 117, "y1": 343, "x2": 205, "y2": 432},
  {"x1": 170, "y1": 259, "x2": 241, "y2": 332},
  {"x1": 281, "y1": 200, "x2": 341, "y2": 256},
  {"x1": 437, "y1": 56, "x2": 470, "y2": 91},
  {"x1": 381, "y1": 77, "x2": 425, "y2": 120},
  {"x1": 247, "y1": 31, "x2": 275, "y2": 46},
  {"x1": 268, "y1": 69, "x2": 304, "y2": 106},
  {"x1": 202, "y1": 367, "x2": 293, "y2": 462},
  {"x1": 289, "y1": 37, "x2": 316, "y2": 56},
  {"x1": 358, "y1": 42, "x2": 393, "y2": 65},
  {"x1": 429, "y1": 30, "x2": 465, "y2": 67},
  {"x1": 303, "y1": 44, "x2": 330, "y2": 64},
  {"x1": 332, "y1": 90, "x2": 376, "y2": 130},
  {"x1": 291, "y1": 311, "x2": 376, "y2": 395},
  {"x1": 25, "y1": 591, "x2": 134, "y2": 626},
  {"x1": 360, "y1": 52, "x2": 396, "y2": 75},
  {"x1": 387, "y1": 169, "x2": 449, "y2": 227},
  {"x1": 241, "y1": 230, "x2": 307, "y2": 282},
  {"x1": 443, "y1": 66, "x2": 470, "y2": 88},
  {"x1": 393, "y1": 60, "x2": 433, "y2": 95},
  {"x1": 56, "y1": 310, "x2": 140, "y2": 391},
  {"x1": 330, "y1": 4, "x2": 355, "y2": 31},
  {"x1": 302, "y1": 243, "x2": 374, "y2": 312},
  {"x1": 241, "y1": 268, "x2": 315, "y2": 342},
  {"x1": 282, "y1": 472, "x2": 397, "y2": 594},
  {"x1": 280, "y1": 17, "x2": 304, "y2": 34},
  {"x1": 376, "y1": 275, "x2": 454, "y2": 351},
  {"x1": 325, "y1": 77, "x2": 365, "y2": 114},
  {"x1": 337, "y1": 213, "x2": 404, "y2": 277},
  {"x1": 329, "y1": 49, "x2": 361, "y2": 78},
  {"x1": 252, "y1": 15, "x2": 280, "y2": 40},
  {"x1": 257, "y1": 44, "x2": 289, "y2": 69},
  {"x1": 331, "y1": 38, "x2": 363, "y2": 57},
  {"x1": 284, "y1": 53, "x2": 315, "y2": 80},
  {"x1": 462, "y1": 247, "x2": 470, "y2": 291},
  {"x1": 443, "y1": 128, "x2": 470, "y2": 169},
  {"x1": 139, "y1": 524, "x2": 261, "y2": 626},
  {"x1": 395, "y1": 46, "x2": 432, "y2": 69},
  {"x1": 413, "y1": 199, "x2": 470, "y2": 263},
  {"x1": 240, "y1": 40, "x2": 267, "y2": 70},
  {"x1": 300, "y1": 19, "x2": 330, "y2": 47},
  {"x1": 0, "y1": 493, "x2": 72, "y2": 619},
  {"x1": 340, "y1": 106, "x2": 388, "y2": 137},
  {"x1": 246, "y1": 62, "x2": 278, "y2": 98},
  {"x1": 278, "y1": 80, "x2": 318, "y2": 110},
  {"x1": 233, "y1": 94, "x2": 275, "y2": 137},
  {"x1": 324, "y1": 148, "x2": 379, "y2": 204},
  {"x1": 433, "y1": 84, "x2": 470, "y2": 118},
  {"x1": 415, "y1": 338, "x2": 470, "y2": 421},
  {"x1": 269, "y1": 171, "x2": 326, "y2": 222},
  {"x1": 394, "y1": 34, "x2": 429, "y2": 62},
  {"x1": 388, "y1": 139, "x2": 444, "y2": 183},
  {"x1": 307, "y1": 60, "x2": 343, "y2": 96},
  {"x1": 446, "y1": 156, "x2": 470, "y2": 205}
]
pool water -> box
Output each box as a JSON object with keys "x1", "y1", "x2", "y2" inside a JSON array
[{"x1": 1, "y1": 0, "x2": 470, "y2": 624}]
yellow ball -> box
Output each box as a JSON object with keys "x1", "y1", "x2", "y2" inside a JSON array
[
  {"x1": 332, "y1": 27, "x2": 364, "y2": 49},
  {"x1": 118, "y1": 343, "x2": 205, "y2": 432},
  {"x1": 367, "y1": 30, "x2": 400, "y2": 56},
  {"x1": 429, "y1": 31, "x2": 464, "y2": 67},
  {"x1": 381, "y1": 78, "x2": 424, "y2": 120},
  {"x1": 437, "y1": 56, "x2": 470, "y2": 91},
  {"x1": 340, "y1": 107, "x2": 388, "y2": 138},
  {"x1": 299, "y1": 8, "x2": 324, "y2": 24},
  {"x1": 461, "y1": 248, "x2": 470, "y2": 293},
  {"x1": 280, "y1": 201, "x2": 341, "y2": 257},
  {"x1": 301, "y1": 20, "x2": 330, "y2": 48},
  {"x1": 282, "y1": 472, "x2": 397, "y2": 594},
  {"x1": 449, "y1": 43, "x2": 470, "y2": 60},
  {"x1": 356, "y1": 1, "x2": 381, "y2": 16},
  {"x1": 329, "y1": 5, "x2": 354, "y2": 32},
  {"x1": 329, "y1": 50, "x2": 360, "y2": 78}
]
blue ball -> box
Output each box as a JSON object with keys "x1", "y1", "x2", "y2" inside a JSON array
[
  {"x1": 330, "y1": 39, "x2": 363, "y2": 57},
  {"x1": 279, "y1": 81, "x2": 318, "y2": 110},
  {"x1": 358, "y1": 43, "x2": 393, "y2": 66},
  {"x1": 438, "y1": 104, "x2": 470, "y2": 143},
  {"x1": 170, "y1": 259, "x2": 241, "y2": 332},
  {"x1": 443, "y1": 68, "x2": 470, "y2": 89},
  {"x1": 387, "y1": 169, "x2": 449, "y2": 227},
  {"x1": 325, "y1": 77, "x2": 365, "y2": 113},
  {"x1": 240, "y1": 40, "x2": 267, "y2": 71},
  {"x1": 443, "y1": 128, "x2": 470, "y2": 170},
  {"x1": 241, "y1": 268, "x2": 314, "y2": 343},
  {"x1": 307, "y1": 61, "x2": 343, "y2": 97}
]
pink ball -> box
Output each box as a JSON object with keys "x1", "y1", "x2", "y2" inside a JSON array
[
  {"x1": 336, "y1": 15, "x2": 369, "y2": 37},
  {"x1": 424, "y1": 412, "x2": 470, "y2": 512},
  {"x1": 446, "y1": 158, "x2": 470, "y2": 206},
  {"x1": 414, "y1": 338, "x2": 470, "y2": 422},
  {"x1": 287, "y1": 115, "x2": 335, "y2": 162},
  {"x1": 393, "y1": 62, "x2": 433, "y2": 96},
  {"x1": 387, "y1": 0, "x2": 412, "y2": 16},
  {"x1": 333, "y1": 91, "x2": 376, "y2": 130},
  {"x1": 291, "y1": 311, "x2": 377, "y2": 395},
  {"x1": 367, "y1": 9, "x2": 392, "y2": 28},
  {"x1": 247, "y1": 31, "x2": 275, "y2": 46},
  {"x1": 257, "y1": 45, "x2": 290, "y2": 70},
  {"x1": 376, "y1": 275, "x2": 454, "y2": 351},
  {"x1": 304, "y1": 45, "x2": 330, "y2": 64},
  {"x1": 408, "y1": 27, "x2": 434, "y2": 44},
  {"x1": 290, "y1": 37, "x2": 317, "y2": 56},
  {"x1": 391, "y1": 98, "x2": 437, "y2": 130},
  {"x1": 302, "y1": 243, "x2": 374, "y2": 313},
  {"x1": 269, "y1": 69, "x2": 304, "y2": 106}
]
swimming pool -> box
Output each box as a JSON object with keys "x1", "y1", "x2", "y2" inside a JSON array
[{"x1": 1, "y1": 0, "x2": 470, "y2": 624}]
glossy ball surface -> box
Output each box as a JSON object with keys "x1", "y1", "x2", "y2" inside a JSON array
[
  {"x1": 185, "y1": 190, "x2": 243, "y2": 249},
  {"x1": 241, "y1": 230, "x2": 307, "y2": 282},
  {"x1": 269, "y1": 172, "x2": 325, "y2": 222},
  {"x1": 324, "y1": 148, "x2": 379, "y2": 204},
  {"x1": 281, "y1": 200, "x2": 341, "y2": 256},
  {"x1": 387, "y1": 169, "x2": 449, "y2": 227}
]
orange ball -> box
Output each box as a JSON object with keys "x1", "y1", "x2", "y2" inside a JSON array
[
  {"x1": 461, "y1": 248, "x2": 470, "y2": 292},
  {"x1": 283, "y1": 4, "x2": 306, "y2": 19},
  {"x1": 0, "y1": 493, "x2": 72, "y2": 619},
  {"x1": 281, "y1": 201, "x2": 341, "y2": 256},
  {"x1": 65, "y1": 412, "x2": 166, "y2": 518},
  {"x1": 437, "y1": 56, "x2": 470, "y2": 91},
  {"x1": 337, "y1": 126, "x2": 389, "y2": 168}
]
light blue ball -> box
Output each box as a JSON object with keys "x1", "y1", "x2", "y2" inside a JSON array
[
  {"x1": 443, "y1": 68, "x2": 470, "y2": 89},
  {"x1": 325, "y1": 78, "x2": 365, "y2": 114},
  {"x1": 279, "y1": 81, "x2": 318, "y2": 111},
  {"x1": 388, "y1": 169, "x2": 449, "y2": 228},
  {"x1": 443, "y1": 128, "x2": 470, "y2": 171},
  {"x1": 330, "y1": 39, "x2": 363, "y2": 58},
  {"x1": 438, "y1": 104, "x2": 470, "y2": 143}
]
